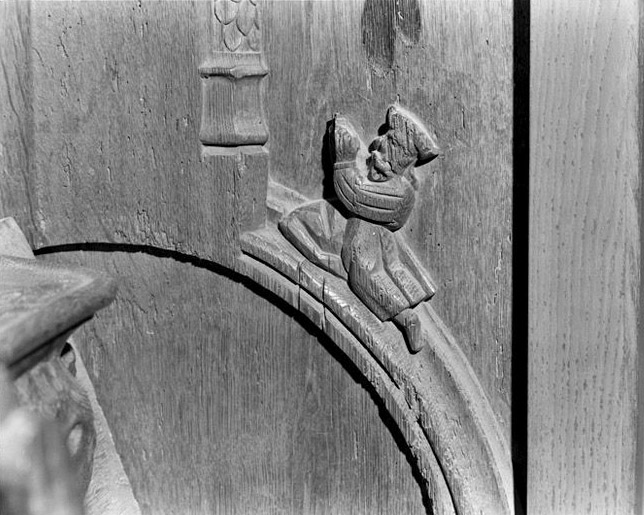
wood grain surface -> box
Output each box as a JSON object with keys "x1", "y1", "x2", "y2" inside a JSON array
[
  {"x1": 529, "y1": 1, "x2": 640, "y2": 513},
  {"x1": 0, "y1": 0, "x2": 37, "y2": 244},
  {"x1": 7, "y1": 1, "x2": 514, "y2": 433},
  {"x1": 45, "y1": 250, "x2": 427, "y2": 515}
]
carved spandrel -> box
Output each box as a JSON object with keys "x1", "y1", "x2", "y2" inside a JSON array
[{"x1": 278, "y1": 105, "x2": 440, "y2": 353}]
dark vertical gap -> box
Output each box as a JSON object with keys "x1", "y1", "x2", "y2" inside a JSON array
[{"x1": 512, "y1": 0, "x2": 529, "y2": 513}]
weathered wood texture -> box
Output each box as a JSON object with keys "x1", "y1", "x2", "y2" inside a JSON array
[
  {"x1": 74, "y1": 340, "x2": 142, "y2": 515},
  {"x1": 529, "y1": 1, "x2": 640, "y2": 513},
  {"x1": 0, "y1": 217, "x2": 140, "y2": 514},
  {"x1": 7, "y1": 1, "x2": 244, "y2": 264},
  {"x1": 0, "y1": 0, "x2": 38, "y2": 244},
  {"x1": 264, "y1": 0, "x2": 513, "y2": 431},
  {"x1": 45, "y1": 250, "x2": 426, "y2": 514},
  {"x1": 239, "y1": 225, "x2": 513, "y2": 513},
  {"x1": 2, "y1": 1, "x2": 514, "y2": 511}
]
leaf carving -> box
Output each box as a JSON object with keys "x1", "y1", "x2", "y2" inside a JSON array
[
  {"x1": 214, "y1": 0, "x2": 238, "y2": 25},
  {"x1": 223, "y1": 22, "x2": 243, "y2": 51},
  {"x1": 247, "y1": 24, "x2": 260, "y2": 51},
  {"x1": 236, "y1": 0, "x2": 254, "y2": 36},
  {"x1": 214, "y1": 0, "x2": 260, "y2": 52}
]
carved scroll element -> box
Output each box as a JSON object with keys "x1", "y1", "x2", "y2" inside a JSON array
[{"x1": 200, "y1": 0, "x2": 268, "y2": 146}]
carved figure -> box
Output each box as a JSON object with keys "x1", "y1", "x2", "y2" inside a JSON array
[{"x1": 279, "y1": 106, "x2": 441, "y2": 352}]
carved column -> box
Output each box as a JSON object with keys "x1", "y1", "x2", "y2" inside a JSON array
[{"x1": 200, "y1": 0, "x2": 269, "y2": 239}]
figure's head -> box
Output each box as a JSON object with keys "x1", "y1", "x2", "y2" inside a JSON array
[
  {"x1": 368, "y1": 105, "x2": 441, "y2": 183},
  {"x1": 329, "y1": 107, "x2": 440, "y2": 231}
]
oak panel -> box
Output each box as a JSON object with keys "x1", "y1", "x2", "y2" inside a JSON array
[{"x1": 529, "y1": 1, "x2": 640, "y2": 512}]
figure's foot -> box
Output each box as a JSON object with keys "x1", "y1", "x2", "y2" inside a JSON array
[{"x1": 394, "y1": 308, "x2": 424, "y2": 353}]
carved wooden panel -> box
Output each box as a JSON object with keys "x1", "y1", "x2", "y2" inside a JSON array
[
  {"x1": 529, "y1": 1, "x2": 641, "y2": 512},
  {"x1": 237, "y1": 103, "x2": 512, "y2": 513},
  {"x1": 1, "y1": 1, "x2": 514, "y2": 513}
]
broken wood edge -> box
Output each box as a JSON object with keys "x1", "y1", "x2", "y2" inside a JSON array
[{"x1": 236, "y1": 225, "x2": 513, "y2": 515}]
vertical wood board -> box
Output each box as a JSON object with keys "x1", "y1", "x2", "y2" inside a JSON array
[
  {"x1": 529, "y1": 1, "x2": 640, "y2": 512},
  {"x1": 23, "y1": 1, "x2": 243, "y2": 265}
]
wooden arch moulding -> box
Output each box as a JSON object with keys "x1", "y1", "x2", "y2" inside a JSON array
[{"x1": 200, "y1": 2, "x2": 513, "y2": 513}]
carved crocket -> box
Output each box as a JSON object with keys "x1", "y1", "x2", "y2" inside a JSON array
[{"x1": 280, "y1": 105, "x2": 441, "y2": 352}]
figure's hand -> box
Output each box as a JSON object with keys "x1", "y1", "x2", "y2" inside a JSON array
[
  {"x1": 367, "y1": 150, "x2": 394, "y2": 182},
  {"x1": 331, "y1": 116, "x2": 360, "y2": 164}
]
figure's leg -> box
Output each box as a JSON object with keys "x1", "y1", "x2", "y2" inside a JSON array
[
  {"x1": 279, "y1": 201, "x2": 348, "y2": 279},
  {"x1": 394, "y1": 308, "x2": 424, "y2": 353},
  {"x1": 343, "y1": 219, "x2": 408, "y2": 321},
  {"x1": 394, "y1": 232, "x2": 437, "y2": 298},
  {"x1": 379, "y1": 229, "x2": 430, "y2": 306}
]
